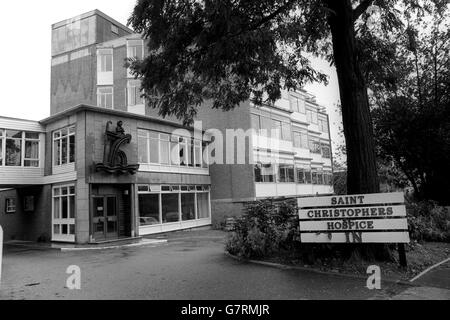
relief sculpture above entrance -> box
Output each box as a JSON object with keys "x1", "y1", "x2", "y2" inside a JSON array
[{"x1": 95, "y1": 121, "x2": 140, "y2": 174}]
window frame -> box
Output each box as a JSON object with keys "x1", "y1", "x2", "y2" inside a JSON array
[
  {"x1": 53, "y1": 126, "x2": 76, "y2": 167},
  {"x1": 52, "y1": 184, "x2": 76, "y2": 242},
  {"x1": 97, "y1": 50, "x2": 113, "y2": 73},
  {"x1": 5, "y1": 197, "x2": 16, "y2": 213},
  {"x1": 138, "y1": 129, "x2": 208, "y2": 169},
  {"x1": 137, "y1": 184, "x2": 211, "y2": 226},
  {"x1": 0, "y1": 129, "x2": 41, "y2": 168},
  {"x1": 97, "y1": 87, "x2": 114, "y2": 109}
]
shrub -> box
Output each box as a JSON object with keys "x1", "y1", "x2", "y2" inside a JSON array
[
  {"x1": 407, "y1": 200, "x2": 450, "y2": 242},
  {"x1": 225, "y1": 199, "x2": 300, "y2": 258}
]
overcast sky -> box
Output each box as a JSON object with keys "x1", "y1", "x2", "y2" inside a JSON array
[{"x1": 0, "y1": 0, "x2": 343, "y2": 157}]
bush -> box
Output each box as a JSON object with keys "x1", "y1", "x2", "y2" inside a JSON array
[
  {"x1": 225, "y1": 199, "x2": 300, "y2": 258},
  {"x1": 407, "y1": 200, "x2": 450, "y2": 242}
]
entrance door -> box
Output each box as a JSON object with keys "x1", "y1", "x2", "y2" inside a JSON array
[{"x1": 92, "y1": 196, "x2": 118, "y2": 241}]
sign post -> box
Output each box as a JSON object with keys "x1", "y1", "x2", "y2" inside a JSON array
[{"x1": 298, "y1": 192, "x2": 410, "y2": 266}]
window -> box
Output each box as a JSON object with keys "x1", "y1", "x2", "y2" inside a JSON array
[
  {"x1": 52, "y1": 185, "x2": 76, "y2": 241},
  {"x1": 0, "y1": 129, "x2": 41, "y2": 167},
  {"x1": 24, "y1": 132, "x2": 40, "y2": 167},
  {"x1": 290, "y1": 95, "x2": 305, "y2": 113},
  {"x1": 317, "y1": 171, "x2": 324, "y2": 185},
  {"x1": 306, "y1": 109, "x2": 318, "y2": 124},
  {"x1": 305, "y1": 170, "x2": 312, "y2": 184},
  {"x1": 293, "y1": 131, "x2": 308, "y2": 149},
  {"x1": 278, "y1": 164, "x2": 295, "y2": 183},
  {"x1": 97, "y1": 50, "x2": 113, "y2": 72},
  {"x1": 138, "y1": 185, "x2": 210, "y2": 225},
  {"x1": 160, "y1": 134, "x2": 170, "y2": 165},
  {"x1": 97, "y1": 87, "x2": 113, "y2": 109},
  {"x1": 162, "y1": 193, "x2": 180, "y2": 223},
  {"x1": 127, "y1": 40, "x2": 144, "y2": 60},
  {"x1": 323, "y1": 172, "x2": 333, "y2": 186},
  {"x1": 254, "y1": 163, "x2": 276, "y2": 182},
  {"x1": 194, "y1": 140, "x2": 202, "y2": 167},
  {"x1": 5, "y1": 130, "x2": 22, "y2": 166},
  {"x1": 5, "y1": 198, "x2": 16, "y2": 213},
  {"x1": 53, "y1": 126, "x2": 75, "y2": 166},
  {"x1": 181, "y1": 193, "x2": 196, "y2": 221},
  {"x1": 312, "y1": 171, "x2": 318, "y2": 184},
  {"x1": 127, "y1": 80, "x2": 144, "y2": 106},
  {"x1": 138, "y1": 129, "x2": 207, "y2": 169},
  {"x1": 296, "y1": 166, "x2": 311, "y2": 184},
  {"x1": 281, "y1": 122, "x2": 292, "y2": 141},
  {"x1": 149, "y1": 132, "x2": 160, "y2": 164},
  {"x1": 319, "y1": 118, "x2": 329, "y2": 133},
  {"x1": 260, "y1": 116, "x2": 272, "y2": 131},
  {"x1": 271, "y1": 120, "x2": 282, "y2": 139},
  {"x1": 197, "y1": 192, "x2": 210, "y2": 219},
  {"x1": 308, "y1": 137, "x2": 321, "y2": 154},
  {"x1": 111, "y1": 24, "x2": 119, "y2": 35},
  {"x1": 322, "y1": 144, "x2": 331, "y2": 159},
  {"x1": 138, "y1": 194, "x2": 160, "y2": 225}
]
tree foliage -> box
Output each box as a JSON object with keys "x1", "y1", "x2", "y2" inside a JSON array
[
  {"x1": 127, "y1": 0, "x2": 448, "y2": 197},
  {"x1": 361, "y1": 3, "x2": 450, "y2": 203}
]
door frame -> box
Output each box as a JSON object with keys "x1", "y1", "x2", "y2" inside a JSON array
[{"x1": 91, "y1": 194, "x2": 119, "y2": 241}]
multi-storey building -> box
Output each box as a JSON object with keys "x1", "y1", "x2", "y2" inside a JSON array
[{"x1": 0, "y1": 10, "x2": 333, "y2": 244}]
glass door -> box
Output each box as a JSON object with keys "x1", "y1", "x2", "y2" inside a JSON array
[{"x1": 92, "y1": 196, "x2": 118, "y2": 241}]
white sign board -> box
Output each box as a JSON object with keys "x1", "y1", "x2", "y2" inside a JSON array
[{"x1": 298, "y1": 192, "x2": 410, "y2": 243}]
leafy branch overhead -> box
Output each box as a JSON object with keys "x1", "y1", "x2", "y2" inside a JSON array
[{"x1": 128, "y1": 0, "x2": 448, "y2": 198}]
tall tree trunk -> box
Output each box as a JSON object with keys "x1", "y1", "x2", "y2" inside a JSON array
[{"x1": 324, "y1": 0, "x2": 380, "y2": 195}]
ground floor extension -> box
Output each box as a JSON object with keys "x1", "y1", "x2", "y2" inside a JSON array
[{"x1": 0, "y1": 181, "x2": 211, "y2": 244}]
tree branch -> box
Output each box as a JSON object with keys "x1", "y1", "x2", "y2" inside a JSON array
[{"x1": 353, "y1": 0, "x2": 374, "y2": 22}]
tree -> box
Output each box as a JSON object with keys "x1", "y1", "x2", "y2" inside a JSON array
[
  {"x1": 127, "y1": 0, "x2": 446, "y2": 196},
  {"x1": 360, "y1": 3, "x2": 450, "y2": 204}
]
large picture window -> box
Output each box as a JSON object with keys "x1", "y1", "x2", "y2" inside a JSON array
[
  {"x1": 138, "y1": 194, "x2": 160, "y2": 226},
  {"x1": 53, "y1": 126, "x2": 75, "y2": 166},
  {"x1": 138, "y1": 129, "x2": 208, "y2": 169},
  {"x1": 52, "y1": 185, "x2": 76, "y2": 242},
  {"x1": 0, "y1": 129, "x2": 41, "y2": 167},
  {"x1": 138, "y1": 185, "x2": 210, "y2": 226}
]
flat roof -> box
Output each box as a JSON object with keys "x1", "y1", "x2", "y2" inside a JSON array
[
  {"x1": 52, "y1": 9, "x2": 134, "y2": 35},
  {"x1": 39, "y1": 104, "x2": 195, "y2": 131}
]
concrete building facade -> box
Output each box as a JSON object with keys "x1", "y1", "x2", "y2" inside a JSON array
[{"x1": 0, "y1": 10, "x2": 333, "y2": 243}]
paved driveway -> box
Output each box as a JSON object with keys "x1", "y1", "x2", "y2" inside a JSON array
[{"x1": 0, "y1": 230, "x2": 412, "y2": 300}]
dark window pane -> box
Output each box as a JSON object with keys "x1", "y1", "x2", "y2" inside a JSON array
[
  {"x1": 181, "y1": 193, "x2": 195, "y2": 221},
  {"x1": 139, "y1": 194, "x2": 160, "y2": 225},
  {"x1": 162, "y1": 193, "x2": 179, "y2": 223},
  {"x1": 6, "y1": 139, "x2": 21, "y2": 166}
]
